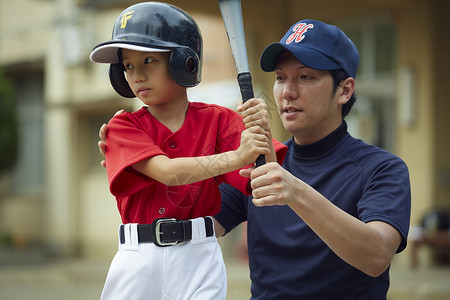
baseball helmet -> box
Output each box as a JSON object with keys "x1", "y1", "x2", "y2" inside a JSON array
[{"x1": 90, "y1": 2, "x2": 203, "y2": 98}]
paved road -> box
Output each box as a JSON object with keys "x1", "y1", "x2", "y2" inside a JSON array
[
  {"x1": 1, "y1": 249, "x2": 450, "y2": 300},
  {"x1": 0, "y1": 249, "x2": 251, "y2": 300}
]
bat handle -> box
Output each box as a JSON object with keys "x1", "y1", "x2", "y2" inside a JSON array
[
  {"x1": 237, "y1": 72, "x2": 266, "y2": 167},
  {"x1": 237, "y1": 72, "x2": 254, "y2": 102},
  {"x1": 254, "y1": 155, "x2": 266, "y2": 168}
]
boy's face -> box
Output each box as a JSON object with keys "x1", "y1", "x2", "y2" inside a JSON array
[{"x1": 121, "y1": 49, "x2": 185, "y2": 106}]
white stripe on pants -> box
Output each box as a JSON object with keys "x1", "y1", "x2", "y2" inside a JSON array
[{"x1": 100, "y1": 217, "x2": 227, "y2": 300}]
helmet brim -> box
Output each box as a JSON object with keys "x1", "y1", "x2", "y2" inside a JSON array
[{"x1": 90, "y1": 42, "x2": 171, "y2": 64}]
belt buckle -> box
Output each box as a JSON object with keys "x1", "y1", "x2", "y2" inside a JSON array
[{"x1": 153, "y1": 218, "x2": 178, "y2": 247}]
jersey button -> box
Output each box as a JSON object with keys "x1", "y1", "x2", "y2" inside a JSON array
[
  {"x1": 169, "y1": 141, "x2": 177, "y2": 149},
  {"x1": 158, "y1": 207, "x2": 166, "y2": 215}
]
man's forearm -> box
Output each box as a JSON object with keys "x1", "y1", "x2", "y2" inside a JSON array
[
  {"x1": 288, "y1": 183, "x2": 401, "y2": 277},
  {"x1": 213, "y1": 217, "x2": 226, "y2": 237}
]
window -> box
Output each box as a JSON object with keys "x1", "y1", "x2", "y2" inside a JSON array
[
  {"x1": 11, "y1": 72, "x2": 45, "y2": 194},
  {"x1": 341, "y1": 18, "x2": 396, "y2": 152}
]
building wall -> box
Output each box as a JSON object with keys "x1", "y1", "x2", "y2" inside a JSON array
[
  {"x1": 432, "y1": 1, "x2": 450, "y2": 210},
  {"x1": 0, "y1": 0, "x2": 53, "y2": 249},
  {"x1": 395, "y1": 2, "x2": 435, "y2": 226}
]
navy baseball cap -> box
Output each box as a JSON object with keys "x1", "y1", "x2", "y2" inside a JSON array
[{"x1": 260, "y1": 19, "x2": 359, "y2": 78}]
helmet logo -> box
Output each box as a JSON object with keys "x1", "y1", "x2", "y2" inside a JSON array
[{"x1": 120, "y1": 11, "x2": 134, "y2": 29}]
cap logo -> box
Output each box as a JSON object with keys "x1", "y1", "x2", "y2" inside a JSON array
[
  {"x1": 286, "y1": 23, "x2": 314, "y2": 44},
  {"x1": 120, "y1": 11, "x2": 134, "y2": 28}
]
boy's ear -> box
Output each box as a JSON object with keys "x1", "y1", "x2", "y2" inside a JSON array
[
  {"x1": 337, "y1": 77, "x2": 355, "y2": 105},
  {"x1": 109, "y1": 63, "x2": 135, "y2": 98}
]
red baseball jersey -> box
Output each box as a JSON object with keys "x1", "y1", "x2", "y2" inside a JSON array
[{"x1": 106, "y1": 102, "x2": 287, "y2": 224}]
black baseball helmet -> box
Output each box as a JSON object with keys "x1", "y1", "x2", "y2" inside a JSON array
[{"x1": 90, "y1": 2, "x2": 203, "y2": 98}]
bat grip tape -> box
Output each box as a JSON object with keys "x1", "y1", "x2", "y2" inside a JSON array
[
  {"x1": 238, "y1": 72, "x2": 254, "y2": 102},
  {"x1": 237, "y1": 72, "x2": 266, "y2": 167}
]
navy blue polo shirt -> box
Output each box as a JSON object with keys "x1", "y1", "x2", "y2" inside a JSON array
[{"x1": 216, "y1": 122, "x2": 411, "y2": 300}]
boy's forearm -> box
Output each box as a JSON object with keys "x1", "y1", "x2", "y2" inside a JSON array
[
  {"x1": 174, "y1": 151, "x2": 246, "y2": 185},
  {"x1": 132, "y1": 151, "x2": 246, "y2": 186}
]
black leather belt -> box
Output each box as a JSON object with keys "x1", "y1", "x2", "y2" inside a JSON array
[{"x1": 119, "y1": 217, "x2": 214, "y2": 247}]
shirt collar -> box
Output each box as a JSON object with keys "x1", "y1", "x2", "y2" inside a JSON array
[{"x1": 291, "y1": 122, "x2": 348, "y2": 158}]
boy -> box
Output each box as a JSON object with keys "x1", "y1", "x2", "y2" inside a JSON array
[{"x1": 89, "y1": 2, "x2": 286, "y2": 300}]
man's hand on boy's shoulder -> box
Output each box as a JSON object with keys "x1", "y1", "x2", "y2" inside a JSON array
[{"x1": 98, "y1": 109, "x2": 125, "y2": 168}]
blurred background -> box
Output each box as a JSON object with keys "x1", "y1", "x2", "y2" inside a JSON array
[{"x1": 1, "y1": 0, "x2": 450, "y2": 299}]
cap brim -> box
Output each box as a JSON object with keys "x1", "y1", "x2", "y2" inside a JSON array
[
  {"x1": 260, "y1": 43, "x2": 287, "y2": 71},
  {"x1": 90, "y1": 43, "x2": 171, "y2": 63},
  {"x1": 260, "y1": 42, "x2": 341, "y2": 72}
]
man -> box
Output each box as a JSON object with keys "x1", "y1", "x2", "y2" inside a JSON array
[
  {"x1": 214, "y1": 19, "x2": 410, "y2": 299},
  {"x1": 99, "y1": 19, "x2": 411, "y2": 299}
]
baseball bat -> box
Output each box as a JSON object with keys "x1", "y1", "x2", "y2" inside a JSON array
[{"x1": 217, "y1": 0, "x2": 266, "y2": 167}]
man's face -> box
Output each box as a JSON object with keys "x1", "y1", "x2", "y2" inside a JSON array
[{"x1": 273, "y1": 51, "x2": 343, "y2": 145}]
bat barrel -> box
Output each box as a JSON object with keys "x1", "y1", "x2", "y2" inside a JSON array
[
  {"x1": 218, "y1": 0, "x2": 250, "y2": 74},
  {"x1": 218, "y1": 0, "x2": 266, "y2": 167}
]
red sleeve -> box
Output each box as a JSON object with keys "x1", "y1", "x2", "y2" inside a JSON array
[{"x1": 105, "y1": 112, "x2": 166, "y2": 197}]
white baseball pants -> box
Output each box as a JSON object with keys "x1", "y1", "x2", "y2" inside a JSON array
[{"x1": 100, "y1": 218, "x2": 227, "y2": 300}]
